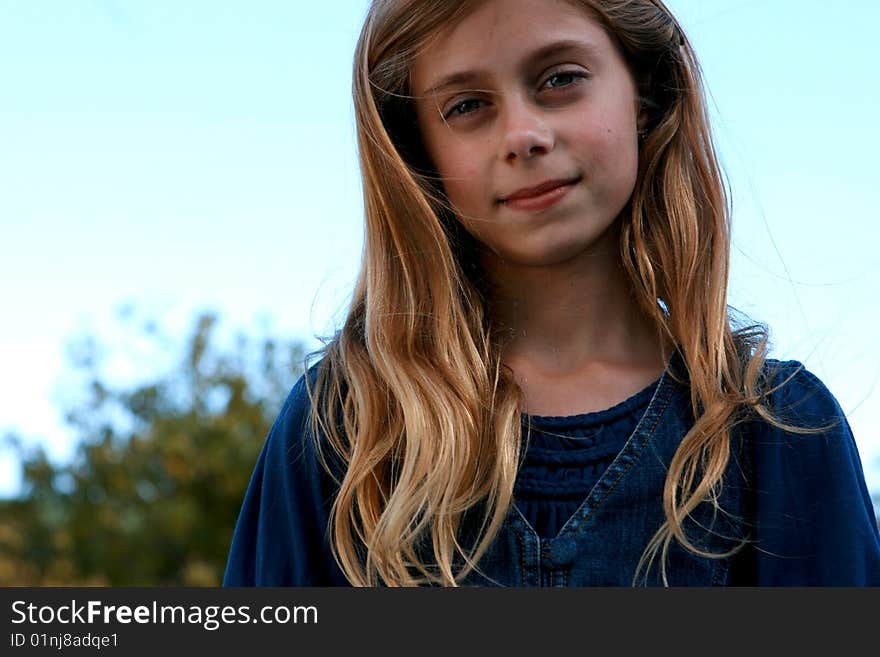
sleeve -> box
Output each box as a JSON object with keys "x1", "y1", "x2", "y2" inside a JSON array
[
  {"x1": 745, "y1": 360, "x2": 880, "y2": 585},
  {"x1": 222, "y1": 368, "x2": 351, "y2": 586}
]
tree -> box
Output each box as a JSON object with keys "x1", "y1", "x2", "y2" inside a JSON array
[{"x1": 0, "y1": 309, "x2": 308, "y2": 585}]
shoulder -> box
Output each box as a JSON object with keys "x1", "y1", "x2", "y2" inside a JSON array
[
  {"x1": 261, "y1": 357, "x2": 346, "y2": 482},
  {"x1": 269, "y1": 362, "x2": 320, "y2": 449},
  {"x1": 229, "y1": 357, "x2": 329, "y2": 516},
  {"x1": 737, "y1": 357, "x2": 880, "y2": 584},
  {"x1": 757, "y1": 357, "x2": 846, "y2": 427},
  {"x1": 747, "y1": 357, "x2": 865, "y2": 482},
  {"x1": 278, "y1": 358, "x2": 324, "y2": 430},
  {"x1": 223, "y1": 357, "x2": 350, "y2": 586},
  {"x1": 747, "y1": 357, "x2": 860, "y2": 484},
  {"x1": 247, "y1": 362, "x2": 317, "y2": 479}
]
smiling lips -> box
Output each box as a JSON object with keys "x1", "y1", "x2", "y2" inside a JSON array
[{"x1": 500, "y1": 176, "x2": 581, "y2": 212}]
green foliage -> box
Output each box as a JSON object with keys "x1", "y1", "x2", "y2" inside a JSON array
[{"x1": 0, "y1": 310, "x2": 306, "y2": 585}]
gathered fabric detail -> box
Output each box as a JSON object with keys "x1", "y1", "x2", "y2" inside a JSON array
[{"x1": 514, "y1": 378, "x2": 660, "y2": 538}]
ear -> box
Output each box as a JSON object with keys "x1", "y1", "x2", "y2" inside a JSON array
[
  {"x1": 637, "y1": 103, "x2": 649, "y2": 133},
  {"x1": 636, "y1": 76, "x2": 652, "y2": 132}
]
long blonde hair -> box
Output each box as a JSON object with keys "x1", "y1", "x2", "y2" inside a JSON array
[{"x1": 305, "y1": 0, "x2": 821, "y2": 586}]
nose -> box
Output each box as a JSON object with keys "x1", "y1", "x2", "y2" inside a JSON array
[{"x1": 501, "y1": 97, "x2": 554, "y2": 162}]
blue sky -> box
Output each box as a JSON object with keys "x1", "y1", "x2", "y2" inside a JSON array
[{"x1": 1, "y1": 0, "x2": 878, "y2": 500}]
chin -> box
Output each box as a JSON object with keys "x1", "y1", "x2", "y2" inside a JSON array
[
  {"x1": 488, "y1": 240, "x2": 602, "y2": 268},
  {"x1": 493, "y1": 223, "x2": 621, "y2": 268}
]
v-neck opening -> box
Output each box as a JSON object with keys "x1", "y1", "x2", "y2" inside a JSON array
[{"x1": 510, "y1": 351, "x2": 681, "y2": 544}]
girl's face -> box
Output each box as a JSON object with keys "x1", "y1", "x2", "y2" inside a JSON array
[{"x1": 412, "y1": 0, "x2": 646, "y2": 267}]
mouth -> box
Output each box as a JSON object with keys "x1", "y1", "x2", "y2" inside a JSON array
[{"x1": 499, "y1": 176, "x2": 581, "y2": 211}]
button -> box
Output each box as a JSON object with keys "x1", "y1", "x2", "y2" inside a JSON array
[{"x1": 546, "y1": 537, "x2": 577, "y2": 568}]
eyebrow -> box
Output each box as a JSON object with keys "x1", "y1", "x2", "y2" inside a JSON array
[{"x1": 421, "y1": 39, "x2": 601, "y2": 97}]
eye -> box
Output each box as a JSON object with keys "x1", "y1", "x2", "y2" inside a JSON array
[
  {"x1": 444, "y1": 98, "x2": 484, "y2": 119},
  {"x1": 542, "y1": 70, "x2": 585, "y2": 90}
]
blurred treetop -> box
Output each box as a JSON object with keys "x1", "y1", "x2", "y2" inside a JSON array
[{"x1": 0, "y1": 309, "x2": 306, "y2": 585}]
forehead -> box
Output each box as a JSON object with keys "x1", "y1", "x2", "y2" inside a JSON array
[{"x1": 412, "y1": 0, "x2": 611, "y2": 94}]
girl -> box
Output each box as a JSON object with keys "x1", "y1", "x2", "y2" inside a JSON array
[{"x1": 223, "y1": 0, "x2": 880, "y2": 586}]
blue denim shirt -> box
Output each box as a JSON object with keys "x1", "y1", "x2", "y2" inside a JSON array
[
  {"x1": 514, "y1": 378, "x2": 659, "y2": 542},
  {"x1": 223, "y1": 355, "x2": 880, "y2": 586}
]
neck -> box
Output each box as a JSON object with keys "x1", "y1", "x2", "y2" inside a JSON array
[{"x1": 483, "y1": 226, "x2": 666, "y2": 378}]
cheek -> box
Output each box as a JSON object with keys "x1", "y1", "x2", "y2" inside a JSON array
[
  {"x1": 434, "y1": 150, "x2": 486, "y2": 212},
  {"x1": 575, "y1": 116, "x2": 639, "y2": 189},
  {"x1": 417, "y1": 115, "x2": 482, "y2": 207}
]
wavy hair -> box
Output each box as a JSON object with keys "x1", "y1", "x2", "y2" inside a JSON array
[{"x1": 304, "y1": 0, "x2": 824, "y2": 586}]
